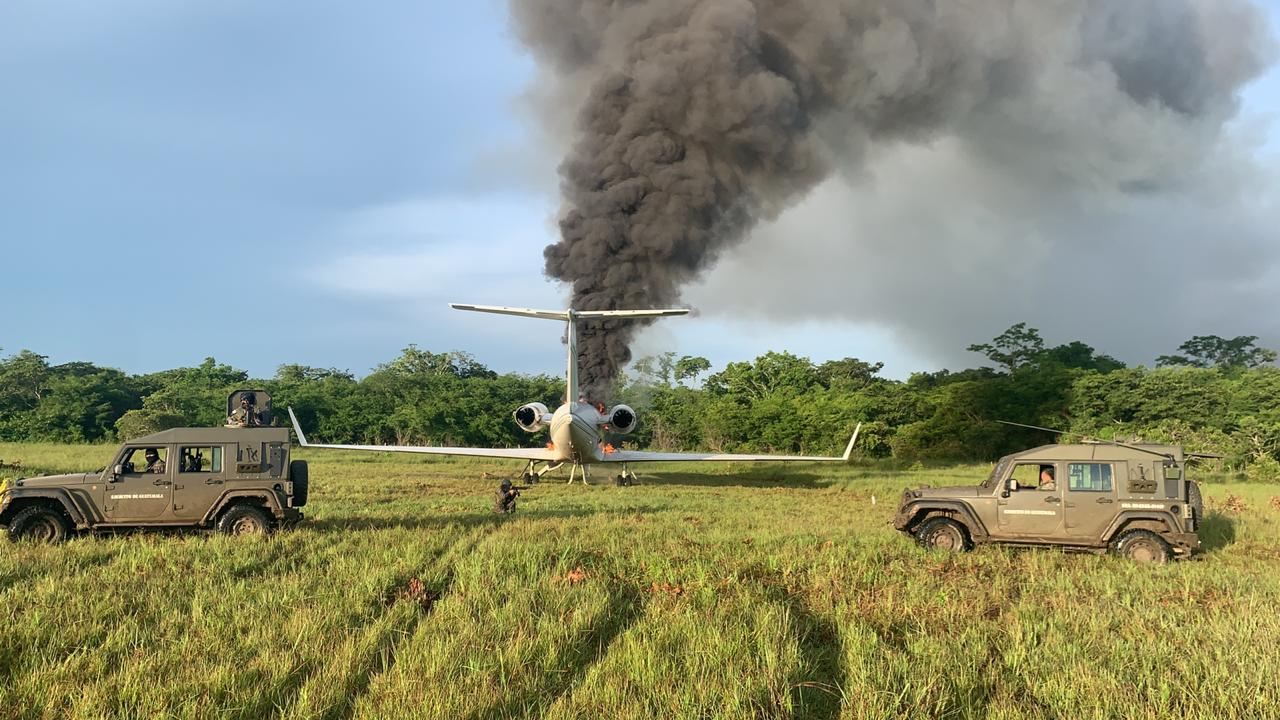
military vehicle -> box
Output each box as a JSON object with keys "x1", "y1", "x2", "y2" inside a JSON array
[
  {"x1": 894, "y1": 432, "x2": 1205, "y2": 564},
  {"x1": 1, "y1": 390, "x2": 307, "y2": 543}
]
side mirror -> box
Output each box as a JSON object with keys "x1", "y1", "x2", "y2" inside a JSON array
[
  {"x1": 1008, "y1": 478, "x2": 1019, "y2": 492},
  {"x1": 112, "y1": 464, "x2": 123, "y2": 480}
]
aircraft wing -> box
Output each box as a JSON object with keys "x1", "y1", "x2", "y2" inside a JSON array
[
  {"x1": 287, "y1": 408, "x2": 560, "y2": 461},
  {"x1": 601, "y1": 424, "x2": 861, "y2": 464}
]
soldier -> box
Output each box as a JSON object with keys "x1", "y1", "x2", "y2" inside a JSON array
[
  {"x1": 493, "y1": 479, "x2": 520, "y2": 514},
  {"x1": 229, "y1": 396, "x2": 256, "y2": 427},
  {"x1": 144, "y1": 448, "x2": 165, "y2": 474},
  {"x1": 1039, "y1": 465, "x2": 1056, "y2": 491}
]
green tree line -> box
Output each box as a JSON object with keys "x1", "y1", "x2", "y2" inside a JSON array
[{"x1": 2, "y1": 327, "x2": 1278, "y2": 478}]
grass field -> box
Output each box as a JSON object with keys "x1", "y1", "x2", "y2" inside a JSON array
[{"x1": 1, "y1": 441, "x2": 1279, "y2": 720}]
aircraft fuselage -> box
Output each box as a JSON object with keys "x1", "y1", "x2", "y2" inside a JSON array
[{"x1": 548, "y1": 402, "x2": 608, "y2": 464}]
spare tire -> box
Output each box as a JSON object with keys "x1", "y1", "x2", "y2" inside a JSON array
[
  {"x1": 1187, "y1": 480, "x2": 1203, "y2": 524},
  {"x1": 289, "y1": 460, "x2": 309, "y2": 507}
]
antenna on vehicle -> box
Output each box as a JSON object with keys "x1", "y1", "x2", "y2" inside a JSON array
[{"x1": 995, "y1": 420, "x2": 1176, "y2": 461}]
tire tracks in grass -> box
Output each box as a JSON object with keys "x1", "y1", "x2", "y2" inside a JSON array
[
  {"x1": 779, "y1": 593, "x2": 846, "y2": 720},
  {"x1": 0, "y1": 546, "x2": 162, "y2": 687},
  {"x1": 899, "y1": 563, "x2": 1027, "y2": 719},
  {"x1": 0, "y1": 545, "x2": 119, "y2": 592},
  {"x1": 464, "y1": 585, "x2": 646, "y2": 720},
  {"x1": 743, "y1": 566, "x2": 847, "y2": 720},
  {"x1": 268, "y1": 523, "x2": 500, "y2": 720}
]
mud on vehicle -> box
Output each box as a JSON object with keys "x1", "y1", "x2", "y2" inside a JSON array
[
  {"x1": 0, "y1": 390, "x2": 307, "y2": 543},
  {"x1": 894, "y1": 441, "x2": 1205, "y2": 564}
]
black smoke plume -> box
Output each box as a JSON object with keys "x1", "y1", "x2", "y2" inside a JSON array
[{"x1": 511, "y1": 0, "x2": 1269, "y2": 398}]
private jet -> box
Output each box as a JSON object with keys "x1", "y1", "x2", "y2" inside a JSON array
[{"x1": 288, "y1": 304, "x2": 859, "y2": 485}]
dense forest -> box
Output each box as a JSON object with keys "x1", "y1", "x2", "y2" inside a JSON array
[{"x1": 2, "y1": 325, "x2": 1279, "y2": 477}]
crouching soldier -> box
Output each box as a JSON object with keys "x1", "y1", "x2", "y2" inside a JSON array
[{"x1": 494, "y1": 479, "x2": 520, "y2": 514}]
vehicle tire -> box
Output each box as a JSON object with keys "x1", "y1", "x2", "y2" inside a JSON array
[
  {"x1": 6, "y1": 505, "x2": 72, "y2": 544},
  {"x1": 614, "y1": 474, "x2": 629, "y2": 487},
  {"x1": 216, "y1": 504, "x2": 273, "y2": 536},
  {"x1": 1186, "y1": 481, "x2": 1204, "y2": 524},
  {"x1": 289, "y1": 460, "x2": 309, "y2": 507},
  {"x1": 524, "y1": 472, "x2": 539, "y2": 485},
  {"x1": 914, "y1": 517, "x2": 972, "y2": 553},
  {"x1": 1110, "y1": 529, "x2": 1171, "y2": 565}
]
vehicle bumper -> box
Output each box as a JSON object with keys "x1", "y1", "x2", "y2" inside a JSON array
[
  {"x1": 1167, "y1": 532, "x2": 1200, "y2": 555},
  {"x1": 281, "y1": 508, "x2": 304, "y2": 526},
  {"x1": 892, "y1": 510, "x2": 913, "y2": 531}
]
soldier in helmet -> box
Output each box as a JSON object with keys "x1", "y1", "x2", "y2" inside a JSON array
[
  {"x1": 228, "y1": 395, "x2": 258, "y2": 427},
  {"x1": 494, "y1": 478, "x2": 520, "y2": 514}
]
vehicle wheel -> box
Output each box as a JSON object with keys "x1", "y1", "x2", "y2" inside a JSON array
[
  {"x1": 7, "y1": 505, "x2": 71, "y2": 543},
  {"x1": 524, "y1": 472, "x2": 539, "y2": 485},
  {"x1": 216, "y1": 504, "x2": 273, "y2": 536},
  {"x1": 1186, "y1": 481, "x2": 1204, "y2": 524},
  {"x1": 288, "y1": 460, "x2": 309, "y2": 507},
  {"x1": 1111, "y1": 529, "x2": 1171, "y2": 565},
  {"x1": 915, "y1": 517, "x2": 971, "y2": 553},
  {"x1": 614, "y1": 474, "x2": 629, "y2": 487}
]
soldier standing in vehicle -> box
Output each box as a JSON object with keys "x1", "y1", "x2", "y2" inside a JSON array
[
  {"x1": 229, "y1": 396, "x2": 255, "y2": 427},
  {"x1": 144, "y1": 448, "x2": 165, "y2": 474}
]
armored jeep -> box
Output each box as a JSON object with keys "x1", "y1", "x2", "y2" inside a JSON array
[
  {"x1": 894, "y1": 442, "x2": 1204, "y2": 564},
  {"x1": 0, "y1": 390, "x2": 307, "y2": 542}
]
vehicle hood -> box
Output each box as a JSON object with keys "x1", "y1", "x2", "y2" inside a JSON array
[
  {"x1": 905, "y1": 485, "x2": 985, "y2": 499},
  {"x1": 13, "y1": 473, "x2": 96, "y2": 488}
]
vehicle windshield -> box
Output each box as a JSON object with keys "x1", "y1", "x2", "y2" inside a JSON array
[{"x1": 982, "y1": 458, "x2": 1011, "y2": 489}]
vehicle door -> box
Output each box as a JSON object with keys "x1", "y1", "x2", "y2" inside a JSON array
[
  {"x1": 105, "y1": 445, "x2": 174, "y2": 521},
  {"x1": 1063, "y1": 461, "x2": 1120, "y2": 540},
  {"x1": 996, "y1": 462, "x2": 1064, "y2": 537},
  {"x1": 173, "y1": 445, "x2": 226, "y2": 520}
]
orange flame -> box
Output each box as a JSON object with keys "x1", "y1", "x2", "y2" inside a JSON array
[
  {"x1": 546, "y1": 442, "x2": 555, "y2": 450},
  {"x1": 603, "y1": 443, "x2": 616, "y2": 454}
]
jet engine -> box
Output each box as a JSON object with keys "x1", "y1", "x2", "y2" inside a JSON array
[
  {"x1": 604, "y1": 404, "x2": 638, "y2": 434},
  {"x1": 513, "y1": 402, "x2": 550, "y2": 432}
]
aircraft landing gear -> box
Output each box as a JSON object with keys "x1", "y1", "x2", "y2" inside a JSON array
[
  {"x1": 567, "y1": 462, "x2": 591, "y2": 485},
  {"x1": 522, "y1": 460, "x2": 563, "y2": 484},
  {"x1": 613, "y1": 463, "x2": 638, "y2": 487}
]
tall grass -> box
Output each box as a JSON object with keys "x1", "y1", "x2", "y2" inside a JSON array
[{"x1": 0, "y1": 443, "x2": 1277, "y2": 719}]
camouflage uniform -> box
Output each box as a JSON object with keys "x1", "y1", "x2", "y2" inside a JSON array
[
  {"x1": 494, "y1": 480, "x2": 519, "y2": 514},
  {"x1": 144, "y1": 450, "x2": 165, "y2": 474}
]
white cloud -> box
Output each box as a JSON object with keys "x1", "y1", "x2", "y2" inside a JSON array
[{"x1": 310, "y1": 193, "x2": 565, "y2": 305}]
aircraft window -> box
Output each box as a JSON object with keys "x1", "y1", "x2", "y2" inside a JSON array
[
  {"x1": 179, "y1": 446, "x2": 222, "y2": 473},
  {"x1": 1010, "y1": 463, "x2": 1055, "y2": 491},
  {"x1": 1067, "y1": 463, "x2": 1113, "y2": 492}
]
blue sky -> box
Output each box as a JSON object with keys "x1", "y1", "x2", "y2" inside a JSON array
[{"x1": 2, "y1": 1, "x2": 1278, "y2": 381}]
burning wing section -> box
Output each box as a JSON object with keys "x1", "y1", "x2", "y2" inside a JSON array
[{"x1": 288, "y1": 408, "x2": 560, "y2": 461}]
